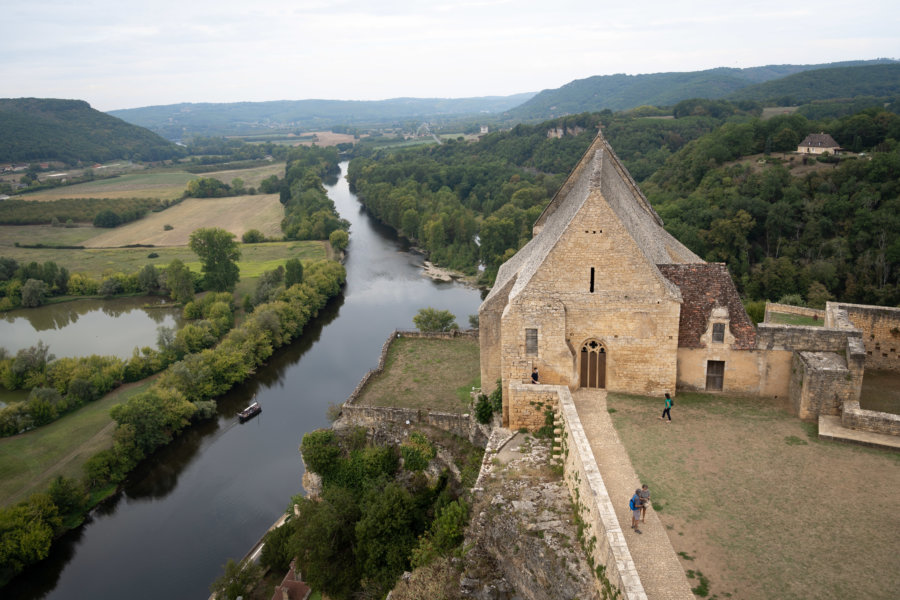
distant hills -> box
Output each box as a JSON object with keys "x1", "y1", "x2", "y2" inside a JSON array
[
  {"x1": 728, "y1": 63, "x2": 900, "y2": 103},
  {"x1": 0, "y1": 98, "x2": 183, "y2": 164},
  {"x1": 108, "y1": 94, "x2": 536, "y2": 140},
  {"x1": 503, "y1": 59, "x2": 899, "y2": 120}
]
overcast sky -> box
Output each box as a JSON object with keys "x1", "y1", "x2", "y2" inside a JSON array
[{"x1": 2, "y1": 0, "x2": 897, "y2": 112}]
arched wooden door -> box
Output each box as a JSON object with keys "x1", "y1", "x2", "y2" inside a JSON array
[{"x1": 580, "y1": 340, "x2": 606, "y2": 389}]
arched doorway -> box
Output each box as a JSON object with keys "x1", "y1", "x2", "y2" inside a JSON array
[{"x1": 580, "y1": 340, "x2": 606, "y2": 388}]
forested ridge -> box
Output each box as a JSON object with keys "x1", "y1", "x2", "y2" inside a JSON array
[
  {"x1": 0, "y1": 98, "x2": 184, "y2": 164},
  {"x1": 349, "y1": 105, "x2": 900, "y2": 307},
  {"x1": 504, "y1": 60, "x2": 897, "y2": 121}
]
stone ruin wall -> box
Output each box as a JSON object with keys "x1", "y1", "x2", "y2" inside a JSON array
[
  {"x1": 764, "y1": 302, "x2": 825, "y2": 322},
  {"x1": 339, "y1": 329, "x2": 487, "y2": 445},
  {"x1": 830, "y1": 302, "x2": 900, "y2": 373}
]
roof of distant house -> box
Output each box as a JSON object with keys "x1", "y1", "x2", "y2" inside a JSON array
[{"x1": 799, "y1": 133, "x2": 840, "y2": 149}]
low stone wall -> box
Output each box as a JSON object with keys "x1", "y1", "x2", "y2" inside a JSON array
[
  {"x1": 765, "y1": 302, "x2": 825, "y2": 322},
  {"x1": 555, "y1": 386, "x2": 646, "y2": 600},
  {"x1": 340, "y1": 404, "x2": 475, "y2": 441},
  {"x1": 507, "y1": 382, "x2": 560, "y2": 430},
  {"x1": 841, "y1": 401, "x2": 900, "y2": 436},
  {"x1": 755, "y1": 323, "x2": 861, "y2": 353},
  {"x1": 340, "y1": 329, "x2": 485, "y2": 445},
  {"x1": 790, "y1": 352, "x2": 851, "y2": 420}
]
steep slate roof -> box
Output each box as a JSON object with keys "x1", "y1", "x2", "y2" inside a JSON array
[
  {"x1": 798, "y1": 133, "x2": 840, "y2": 149},
  {"x1": 483, "y1": 130, "x2": 702, "y2": 308},
  {"x1": 657, "y1": 263, "x2": 757, "y2": 350}
]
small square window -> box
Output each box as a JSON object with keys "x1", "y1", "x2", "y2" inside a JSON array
[
  {"x1": 525, "y1": 328, "x2": 538, "y2": 355},
  {"x1": 712, "y1": 323, "x2": 726, "y2": 343}
]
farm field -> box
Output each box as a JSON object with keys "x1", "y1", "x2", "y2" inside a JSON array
[
  {"x1": 0, "y1": 379, "x2": 155, "y2": 508},
  {"x1": 608, "y1": 391, "x2": 900, "y2": 600},
  {"x1": 13, "y1": 162, "x2": 286, "y2": 202},
  {"x1": 0, "y1": 224, "x2": 101, "y2": 247},
  {"x1": 18, "y1": 171, "x2": 198, "y2": 202},
  {"x1": 0, "y1": 241, "x2": 326, "y2": 278},
  {"x1": 83, "y1": 194, "x2": 284, "y2": 247}
]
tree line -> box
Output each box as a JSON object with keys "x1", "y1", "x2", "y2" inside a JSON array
[
  {"x1": 0, "y1": 260, "x2": 346, "y2": 586},
  {"x1": 643, "y1": 107, "x2": 900, "y2": 306}
]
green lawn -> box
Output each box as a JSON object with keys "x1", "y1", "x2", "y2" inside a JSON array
[
  {"x1": 354, "y1": 336, "x2": 480, "y2": 413},
  {"x1": 0, "y1": 379, "x2": 155, "y2": 507},
  {"x1": 608, "y1": 391, "x2": 900, "y2": 600},
  {"x1": 767, "y1": 311, "x2": 824, "y2": 326}
]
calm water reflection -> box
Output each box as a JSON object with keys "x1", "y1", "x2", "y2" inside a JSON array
[
  {"x1": 0, "y1": 296, "x2": 183, "y2": 359},
  {"x1": 5, "y1": 162, "x2": 483, "y2": 600}
]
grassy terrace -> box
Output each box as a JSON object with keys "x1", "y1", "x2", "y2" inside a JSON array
[
  {"x1": 608, "y1": 391, "x2": 900, "y2": 600},
  {"x1": 353, "y1": 336, "x2": 480, "y2": 413},
  {"x1": 766, "y1": 311, "x2": 824, "y2": 326},
  {"x1": 0, "y1": 379, "x2": 155, "y2": 507}
]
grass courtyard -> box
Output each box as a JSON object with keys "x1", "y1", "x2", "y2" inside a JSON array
[
  {"x1": 353, "y1": 335, "x2": 480, "y2": 414},
  {"x1": 607, "y1": 391, "x2": 900, "y2": 600}
]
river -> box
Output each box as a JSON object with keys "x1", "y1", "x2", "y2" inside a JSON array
[{"x1": 5, "y1": 162, "x2": 483, "y2": 599}]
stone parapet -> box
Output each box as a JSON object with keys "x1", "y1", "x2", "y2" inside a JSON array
[
  {"x1": 765, "y1": 302, "x2": 825, "y2": 321},
  {"x1": 553, "y1": 386, "x2": 647, "y2": 600},
  {"x1": 841, "y1": 402, "x2": 900, "y2": 436},
  {"x1": 756, "y1": 323, "x2": 861, "y2": 353}
]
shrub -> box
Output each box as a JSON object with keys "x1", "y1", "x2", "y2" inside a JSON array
[
  {"x1": 474, "y1": 394, "x2": 493, "y2": 424},
  {"x1": 241, "y1": 229, "x2": 266, "y2": 243},
  {"x1": 400, "y1": 432, "x2": 436, "y2": 471}
]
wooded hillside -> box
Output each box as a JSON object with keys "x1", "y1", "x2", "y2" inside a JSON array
[{"x1": 0, "y1": 98, "x2": 184, "y2": 164}]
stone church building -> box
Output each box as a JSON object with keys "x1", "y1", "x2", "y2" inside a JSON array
[{"x1": 479, "y1": 131, "x2": 900, "y2": 436}]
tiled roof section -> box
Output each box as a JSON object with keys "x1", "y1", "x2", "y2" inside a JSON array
[
  {"x1": 657, "y1": 263, "x2": 757, "y2": 349},
  {"x1": 799, "y1": 133, "x2": 840, "y2": 149}
]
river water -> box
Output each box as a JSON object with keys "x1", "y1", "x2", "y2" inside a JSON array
[{"x1": 6, "y1": 162, "x2": 483, "y2": 599}]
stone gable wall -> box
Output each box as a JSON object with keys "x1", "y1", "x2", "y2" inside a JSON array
[{"x1": 501, "y1": 189, "x2": 680, "y2": 399}]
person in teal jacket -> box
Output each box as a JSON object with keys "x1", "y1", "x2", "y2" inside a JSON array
[{"x1": 660, "y1": 392, "x2": 672, "y2": 422}]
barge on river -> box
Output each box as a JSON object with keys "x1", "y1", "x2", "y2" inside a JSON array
[{"x1": 238, "y1": 399, "x2": 261, "y2": 422}]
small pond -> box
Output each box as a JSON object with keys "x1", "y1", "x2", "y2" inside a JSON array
[{"x1": 0, "y1": 296, "x2": 184, "y2": 360}]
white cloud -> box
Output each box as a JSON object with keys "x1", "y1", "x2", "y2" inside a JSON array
[{"x1": 0, "y1": 0, "x2": 896, "y2": 110}]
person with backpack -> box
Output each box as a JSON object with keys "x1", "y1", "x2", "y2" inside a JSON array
[
  {"x1": 659, "y1": 392, "x2": 673, "y2": 423},
  {"x1": 629, "y1": 489, "x2": 643, "y2": 534}
]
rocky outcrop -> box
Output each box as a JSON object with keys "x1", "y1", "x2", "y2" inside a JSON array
[{"x1": 458, "y1": 433, "x2": 599, "y2": 600}]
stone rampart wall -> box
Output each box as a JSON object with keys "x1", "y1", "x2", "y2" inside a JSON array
[
  {"x1": 841, "y1": 401, "x2": 900, "y2": 436},
  {"x1": 790, "y1": 352, "x2": 852, "y2": 420},
  {"x1": 755, "y1": 323, "x2": 860, "y2": 353},
  {"x1": 555, "y1": 386, "x2": 647, "y2": 600},
  {"x1": 765, "y1": 302, "x2": 825, "y2": 321},
  {"x1": 341, "y1": 329, "x2": 483, "y2": 443},
  {"x1": 831, "y1": 302, "x2": 900, "y2": 372}
]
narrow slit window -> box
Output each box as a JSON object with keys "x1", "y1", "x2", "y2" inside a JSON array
[
  {"x1": 590, "y1": 267, "x2": 595, "y2": 293},
  {"x1": 712, "y1": 323, "x2": 726, "y2": 343},
  {"x1": 525, "y1": 328, "x2": 538, "y2": 355}
]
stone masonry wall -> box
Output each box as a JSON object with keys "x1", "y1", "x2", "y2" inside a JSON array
[
  {"x1": 340, "y1": 329, "x2": 484, "y2": 444},
  {"x1": 790, "y1": 352, "x2": 852, "y2": 420},
  {"x1": 764, "y1": 302, "x2": 825, "y2": 322},
  {"x1": 507, "y1": 382, "x2": 559, "y2": 431},
  {"x1": 556, "y1": 386, "x2": 647, "y2": 600},
  {"x1": 831, "y1": 302, "x2": 900, "y2": 372},
  {"x1": 841, "y1": 402, "x2": 900, "y2": 436}
]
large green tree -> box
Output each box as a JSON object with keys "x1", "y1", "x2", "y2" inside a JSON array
[{"x1": 189, "y1": 228, "x2": 241, "y2": 292}]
